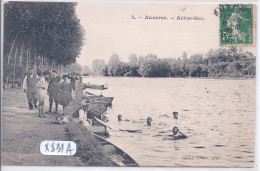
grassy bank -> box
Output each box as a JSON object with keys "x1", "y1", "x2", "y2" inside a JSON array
[{"x1": 2, "y1": 83, "x2": 113, "y2": 166}]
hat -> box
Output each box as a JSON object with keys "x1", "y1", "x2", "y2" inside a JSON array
[{"x1": 52, "y1": 69, "x2": 57, "y2": 73}]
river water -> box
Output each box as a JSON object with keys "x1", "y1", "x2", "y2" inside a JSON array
[{"x1": 82, "y1": 77, "x2": 255, "y2": 167}]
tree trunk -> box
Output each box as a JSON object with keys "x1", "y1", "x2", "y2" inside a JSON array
[
  {"x1": 26, "y1": 49, "x2": 29, "y2": 72},
  {"x1": 12, "y1": 46, "x2": 18, "y2": 88},
  {"x1": 28, "y1": 49, "x2": 31, "y2": 69},
  {"x1": 7, "y1": 34, "x2": 18, "y2": 65},
  {"x1": 34, "y1": 49, "x2": 37, "y2": 72},
  {"x1": 6, "y1": 34, "x2": 18, "y2": 89},
  {"x1": 57, "y1": 65, "x2": 60, "y2": 76},
  {"x1": 19, "y1": 43, "x2": 24, "y2": 66},
  {"x1": 51, "y1": 60, "x2": 54, "y2": 69},
  {"x1": 61, "y1": 66, "x2": 63, "y2": 76},
  {"x1": 42, "y1": 57, "x2": 44, "y2": 69}
]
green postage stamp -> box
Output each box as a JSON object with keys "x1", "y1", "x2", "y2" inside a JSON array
[{"x1": 220, "y1": 4, "x2": 254, "y2": 45}]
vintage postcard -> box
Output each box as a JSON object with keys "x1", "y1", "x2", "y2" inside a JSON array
[{"x1": 1, "y1": 1, "x2": 257, "y2": 168}]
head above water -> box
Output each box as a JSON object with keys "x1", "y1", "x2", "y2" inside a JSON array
[
  {"x1": 118, "y1": 114, "x2": 122, "y2": 121},
  {"x1": 147, "y1": 117, "x2": 152, "y2": 126},
  {"x1": 172, "y1": 126, "x2": 179, "y2": 135},
  {"x1": 173, "y1": 112, "x2": 178, "y2": 119}
]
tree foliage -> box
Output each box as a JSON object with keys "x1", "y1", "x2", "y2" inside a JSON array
[
  {"x1": 4, "y1": 2, "x2": 84, "y2": 83},
  {"x1": 92, "y1": 59, "x2": 106, "y2": 75},
  {"x1": 95, "y1": 47, "x2": 255, "y2": 78},
  {"x1": 107, "y1": 53, "x2": 123, "y2": 76}
]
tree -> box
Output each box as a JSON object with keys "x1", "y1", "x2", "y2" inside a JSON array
[
  {"x1": 125, "y1": 54, "x2": 141, "y2": 77},
  {"x1": 92, "y1": 59, "x2": 106, "y2": 75},
  {"x1": 70, "y1": 63, "x2": 82, "y2": 74},
  {"x1": 138, "y1": 54, "x2": 158, "y2": 77},
  {"x1": 82, "y1": 65, "x2": 91, "y2": 76},
  {"x1": 128, "y1": 54, "x2": 138, "y2": 67},
  {"x1": 107, "y1": 53, "x2": 122, "y2": 76},
  {"x1": 189, "y1": 54, "x2": 203, "y2": 64}
]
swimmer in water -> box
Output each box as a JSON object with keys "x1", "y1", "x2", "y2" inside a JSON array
[
  {"x1": 118, "y1": 114, "x2": 122, "y2": 121},
  {"x1": 172, "y1": 126, "x2": 187, "y2": 140},
  {"x1": 147, "y1": 117, "x2": 152, "y2": 126},
  {"x1": 173, "y1": 112, "x2": 178, "y2": 119},
  {"x1": 117, "y1": 114, "x2": 130, "y2": 122}
]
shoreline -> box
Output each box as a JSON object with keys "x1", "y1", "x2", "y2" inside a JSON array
[
  {"x1": 1, "y1": 83, "x2": 113, "y2": 166},
  {"x1": 83, "y1": 75, "x2": 255, "y2": 80}
]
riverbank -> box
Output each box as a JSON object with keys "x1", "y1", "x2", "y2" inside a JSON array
[
  {"x1": 2, "y1": 84, "x2": 113, "y2": 166},
  {"x1": 83, "y1": 75, "x2": 255, "y2": 80}
]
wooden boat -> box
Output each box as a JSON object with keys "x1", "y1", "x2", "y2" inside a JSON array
[
  {"x1": 83, "y1": 98, "x2": 113, "y2": 108},
  {"x1": 87, "y1": 96, "x2": 114, "y2": 104},
  {"x1": 104, "y1": 83, "x2": 109, "y2": 89},
  {"x1": 83, "y1": 83, "x2": 106, "y2": 90},
  {"x1": 83, "y1": 91, "x2": 114, "y2": 106},
  {"x1": 82, "y1": 89, "x2": 114, "y2": 119},
  {"x1": 83, "y1": 102, "x2": 107, "y2": 119},
  {"x1": 84, "y1": 91, "x2": 102, "y2": 97},
  {"x1": 92, "y1": 133, "x2": 139, "y2": 167}
]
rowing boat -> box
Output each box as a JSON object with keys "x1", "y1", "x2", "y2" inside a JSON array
[
  {"x1": 83, "y1": 91, "x2": 114, "y2": 106},
  {"x1": 83, "y1": 83, "x2": 106, "y2": 90},
  {"x1": 87, "y1": 96, "x2": 114, "y2": 104},
  {"x1": 92, "y1": 133, "x2": 139, "y2": 167}
]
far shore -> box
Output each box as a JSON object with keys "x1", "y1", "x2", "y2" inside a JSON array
[{"x1": 82, "y1": 75, "x2": 255, "y2": 80}]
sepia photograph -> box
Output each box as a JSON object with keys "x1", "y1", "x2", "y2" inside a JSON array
[{"x1": 1, "y1": 1, "x2": 257, "y2": 168}]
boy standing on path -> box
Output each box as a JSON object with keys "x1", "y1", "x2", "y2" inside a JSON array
[
  {"x1": 47, "y1": 70, "x2": 61, "y2": 114},
  {"x1": 23, "y1": 69, "x2": 38, "y2": 110}
]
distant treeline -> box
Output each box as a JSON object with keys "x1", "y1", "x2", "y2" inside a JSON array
[{"x1": 90, "y1": 47, "x2": 255, "y2": 78}]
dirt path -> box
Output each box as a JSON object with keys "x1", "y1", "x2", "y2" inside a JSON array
[
  {"x1": 2, "y1": 83, "x2": 112, "y2": 166},
  {"x1": 2, "y1": 87, "x2": 84, "y2": 166}
]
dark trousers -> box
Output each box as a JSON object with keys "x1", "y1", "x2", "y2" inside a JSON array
[
  {"x1": 27, "y1": 90, "x2": 38, "y2": 109},
  {"x1": 49, "y1": 95, "x2": 59, "y2": 112}
]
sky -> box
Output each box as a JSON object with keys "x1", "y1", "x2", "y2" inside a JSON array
[{"x1": 76, "y1": 3, "x2": 256, "y2": 66}]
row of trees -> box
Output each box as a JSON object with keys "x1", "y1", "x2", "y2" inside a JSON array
[
  {"x1": 91, "y1": 47, "x2": 256, "y2": 78},
  {"x1": 4, "y1": 2, "x2": 84, "y2": 86}
]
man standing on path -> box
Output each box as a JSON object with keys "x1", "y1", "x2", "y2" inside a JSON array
[
  {"x1": 69, "y1": 72, "x2": 78, "y2": 100},
  {"x1": 47, "y1": 70, "x2": 61, "y2": 114},
  {"x1": 23, "y1": 69, "x2": 38, "y2": 110}
]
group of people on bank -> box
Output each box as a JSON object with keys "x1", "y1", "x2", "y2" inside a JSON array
[{"x1": 22, "y1": 69, "x2": 80, "y2": 118}]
